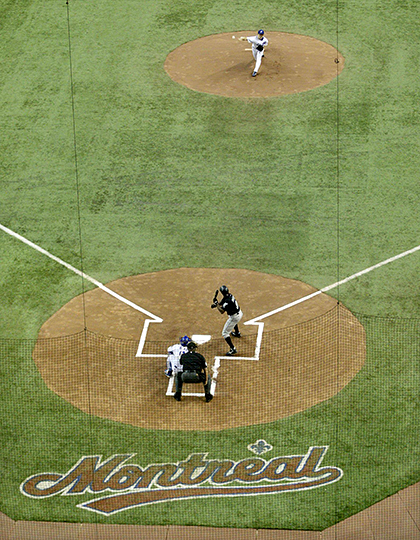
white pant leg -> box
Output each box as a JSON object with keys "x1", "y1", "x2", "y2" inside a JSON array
[
  {"x1": 172, "y1": 356, "x2": 183, "y2": 373},
  {"x1": 253, "y1": 50, "x2": 264, "y2": 73},
  {"x1": 167, "y1": 354, "x2": 182, "y2": 373},
  {"x1": 222, "y1": 310, "x2": 243, "y2": 338}
]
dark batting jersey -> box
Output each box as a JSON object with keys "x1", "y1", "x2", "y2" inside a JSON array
[
  {"x1": 220, "y1": 293, "x2": 240, "y2": 316},
  {"x1": 180, "y1": 351, "x2": 207, "y2": 373}
]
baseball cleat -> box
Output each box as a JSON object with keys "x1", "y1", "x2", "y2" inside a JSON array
[
  {"x1": 173, "y1": 393, "x2": 181, "y2": 401},
  {"x1": 205, "y1": 393, "x2": 213, "y2": 402},
  {"x1": 165, "y1": 369, "x2": 173, "y2": 378},
  {"x1": 226, "y1": 347, "x2": 237, "y2": 356},
  {"x1": 252, "y1": 71, "x2": 258, "y2": 77},
  {"x1": 231, "y1": 331, "x2": 241, "y2": 338}
]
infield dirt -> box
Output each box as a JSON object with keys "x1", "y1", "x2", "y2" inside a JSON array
[{"x1": 33, "y1": 268, "x2": 365, "y2": 430}]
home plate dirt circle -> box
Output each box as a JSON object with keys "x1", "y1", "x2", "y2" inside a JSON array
[
  {"x1": 33, "y1": 268, "x2": 365, "y2": 431},
  {"x1": 164, "y1": 32, "x2": 345, "y2": 98}
]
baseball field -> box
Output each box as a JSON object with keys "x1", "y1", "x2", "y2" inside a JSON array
[{"x1": 1, "y1": 0, "x2": 419, "y2": 536}]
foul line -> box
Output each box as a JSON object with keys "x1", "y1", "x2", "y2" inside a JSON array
[
  {"x1": 3, "y1": 223, "x2": 419, "y2": 398},
  {"x1": 3, "y1": 222, "x2": 420, "y2": 344},
  {"x1": 0, "y1": 224, "x2": 162, "y2": 322},
  {"x1": 245, "y1": 243, "x2": 420, "y2": 324}
]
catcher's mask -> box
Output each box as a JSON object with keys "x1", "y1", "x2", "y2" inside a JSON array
[{"x1": 220, "y1": 285, "x2": 229, "y2": 295}]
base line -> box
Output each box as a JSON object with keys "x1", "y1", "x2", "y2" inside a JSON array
[
  {"x1": 0, "y1": 223, "x2": 162, "y2": 321},
  {"x1": 3, "y1": 222, "x2": 419, "y2": 327},
  {"x1": 246, "y1": 243, "x2": 420, "y2": 324}
]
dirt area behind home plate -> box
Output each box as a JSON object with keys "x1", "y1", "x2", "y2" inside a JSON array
[
  {"x1": 33, "y1": 268, "x2": 365, "y2": 431},
  {"x1": 164, "y1": 32, "x2": 344, "y2": 98}
]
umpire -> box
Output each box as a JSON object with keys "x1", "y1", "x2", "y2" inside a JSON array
[{"x1": 174, "y1": 342, "x2": 213, "y2": 402}]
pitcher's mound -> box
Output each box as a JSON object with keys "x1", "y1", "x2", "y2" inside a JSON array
[{"x1": 164, "y1": 31, "x2": 344, "y2": 98}]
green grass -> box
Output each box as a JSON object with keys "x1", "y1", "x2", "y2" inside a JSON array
[
  {"x1": 1, "y1": 0, "x2": 420, "y2": 529},
  {"x1": 1, "y1": 316, "x2": 419, "y2": 529},
  {"x1": 1, "y1": 0, "x2": 419, "y2": 330}
]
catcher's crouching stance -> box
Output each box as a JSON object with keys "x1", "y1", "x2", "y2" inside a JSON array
[{"x1": 174, "y1": 342, "x2": 213, "y2": 402}]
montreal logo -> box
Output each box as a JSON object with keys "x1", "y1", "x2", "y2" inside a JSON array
[{"x1": 20, "y1": 445, "x2": 343, "y2": 515}]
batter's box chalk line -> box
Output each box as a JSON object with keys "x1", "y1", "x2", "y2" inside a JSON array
[
  {"x1": 2, "y1": 223, "x2": 420, "y2": 398},
  {"x1": 165, "y1": 351, "x2": 260, "y2": 398}
]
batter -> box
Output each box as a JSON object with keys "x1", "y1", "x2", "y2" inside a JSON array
[{"x1": 211, "y1": 285, "x2": 243, "y2": 356}]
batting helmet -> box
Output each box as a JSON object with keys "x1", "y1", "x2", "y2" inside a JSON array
[
  {"x1": 258, "y1": 29, "x2": 264, "y2": 35},
  {"x1": 220, "y1": 285, "x2": 229, "y2": 295},
  {"x1": 180, "y1": 335, "x2": 190, "y2": 346}
]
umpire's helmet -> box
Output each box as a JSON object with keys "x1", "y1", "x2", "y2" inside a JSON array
[
  {"x1": 187, "y1": 341, "x2": 197, "y2": 351},
  {"x1": 220, "y1": 285, "x2": 229, "y2": 296},
  {"x1": 180, "y1": 335, "x2": 190, "y2": 346}
]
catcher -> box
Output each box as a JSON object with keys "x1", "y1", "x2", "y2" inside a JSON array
[
  {"x1": 165, "y1": 335, "x2": 190, "y2": 377},
  {"x1": 211, "y1": 285, "x2": 243, "y2": 356},
  {"x1": 239, "y1": 29, "x2": 268, "y2": 77}
]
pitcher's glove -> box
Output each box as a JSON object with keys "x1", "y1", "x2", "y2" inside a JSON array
[
  {"x1": 211, "y1": 301, "x2": 218, "y2": 309},
  {"x1": 256, "y1": 44, "x2": 264, "y2": 52}
]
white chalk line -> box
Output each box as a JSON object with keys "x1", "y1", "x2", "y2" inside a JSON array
[
  {"x1": 166, "y1": 375, "x2": 206, "y2": 397},
  {"x1": 3, "y1": 223, "x2": 419, "y2": 397},
  {"x1": 245, "y1": 243, "x2": 420, "y2": 324},
  {"x1": 168, "y1": 321, "x2": 265, "y2": 397},
  {"x1": 0, "y1": 223, "x2": 162, "y2": 322}
]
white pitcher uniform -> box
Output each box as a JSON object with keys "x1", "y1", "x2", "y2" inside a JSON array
[{"x1": 246, "y1": 34, "x2": 268, "y2": 74}]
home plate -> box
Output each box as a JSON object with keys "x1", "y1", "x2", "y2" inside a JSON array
[{"x1": 192, "y1": 334, "x2": 211, "y2": 344}]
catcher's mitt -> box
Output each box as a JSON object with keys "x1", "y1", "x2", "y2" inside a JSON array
[{"x1": 256, "y1": 44, "x2": 264, "y2": 52}]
